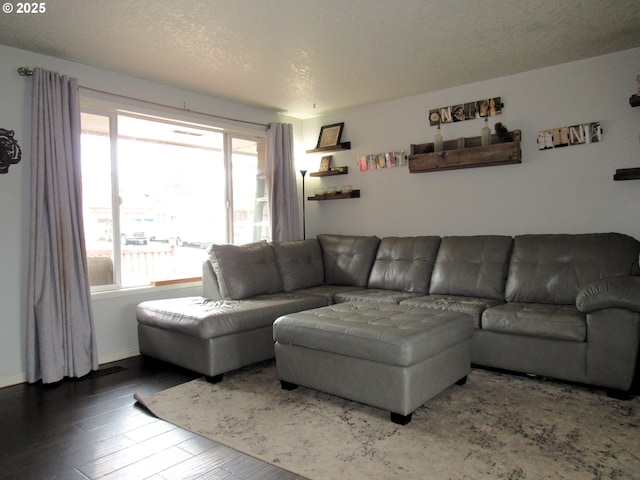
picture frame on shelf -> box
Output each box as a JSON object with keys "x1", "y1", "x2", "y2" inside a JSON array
[
  {"x1": 316, "y1": 122, "x2": 344, "y2": 148},
  {"x1": 319, "y1": 155, "x2": 332, "y2": 172}
]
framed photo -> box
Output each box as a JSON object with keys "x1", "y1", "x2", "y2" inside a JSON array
[
  {"x1": 316, "y1": 123, "x2": 344, "y2": 148},
  {"x1": 319, "y1": 155, "x2": 332, "y2": 172}
]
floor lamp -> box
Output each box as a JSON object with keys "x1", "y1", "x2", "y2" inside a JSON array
[{"x1": 300, "y1": 170, "x2": 307, "y2": 239}]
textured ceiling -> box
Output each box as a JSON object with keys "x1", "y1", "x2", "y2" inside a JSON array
[{"x1": 1, "y1": 0, "x2": 639, "y2": 119}]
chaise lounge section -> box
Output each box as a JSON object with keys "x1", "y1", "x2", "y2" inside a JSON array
[
  {"x1": 137, "y1": 232, "x2": 640, "y2": 397},
  {"x1": 137, "y1": 241, "x2": 328, "y2": 381}
]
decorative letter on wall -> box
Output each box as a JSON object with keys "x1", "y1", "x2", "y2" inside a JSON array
[
  {"x1": 0, "y1": 129, "x2": 22, "y2": 174},
  {"x1": 536, "y1": 122, "x2": 602, "y2": 151}
]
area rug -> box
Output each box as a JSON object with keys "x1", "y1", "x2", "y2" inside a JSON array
[{"x1": 135, "y1": 361, "x2": 640, "y2": 479}]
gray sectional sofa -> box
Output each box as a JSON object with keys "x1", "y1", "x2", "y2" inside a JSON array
[{"x1": 137, "y1": 232, "x2": 640, "y2": 395}]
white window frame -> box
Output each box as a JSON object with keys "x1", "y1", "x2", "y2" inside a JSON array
[{"x1": 80, "y1": 92, "x2": 267, "y2": 293}]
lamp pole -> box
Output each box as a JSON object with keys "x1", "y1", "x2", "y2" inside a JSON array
[{"x1": 300, "y1": 170, "x2": 307, "y2": 239}]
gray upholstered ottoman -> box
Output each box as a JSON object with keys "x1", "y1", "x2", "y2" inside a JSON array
[{"x1": 273, "y1": 302, "x2": 474, "y2": 424}]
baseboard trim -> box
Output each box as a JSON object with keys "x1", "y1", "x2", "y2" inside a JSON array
[
  {"x1": 0, "y1": 347, "x2": 140, "y2": 388},
  {"x1": 0, "y1": 371, "x2": 27, "y2": 388},
  {"x1": 98, "y1": 346, "x2": 140, "y2": 365}
]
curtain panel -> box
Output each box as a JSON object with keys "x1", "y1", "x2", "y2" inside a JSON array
[
  {"x1": 266, "y1": 123, "x2": 301, "y2": 242},
  {"x1": 26, "y1": 68, "x2": 98, "y2": 384}
]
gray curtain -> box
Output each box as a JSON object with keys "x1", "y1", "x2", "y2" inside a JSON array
[
  {"x1": 26, "y1": 68, "x2": 98, "y2": 384},
  {"x1": 266, "y1": 123, "x2": 301, "y2": 241}
]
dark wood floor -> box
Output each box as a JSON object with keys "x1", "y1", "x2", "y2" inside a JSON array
[{"x1": 0, "y1": 356, "x2": 305, "y2": 480}]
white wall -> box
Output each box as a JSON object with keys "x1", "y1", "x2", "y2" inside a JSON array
[
  {"x1": 0, "y1": 44, "x2": 288, "y2": 386},
  {"x1": 299, "y1": 48, "x2": 640, "y2": 241}
]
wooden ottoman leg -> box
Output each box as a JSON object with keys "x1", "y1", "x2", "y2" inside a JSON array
[
  {"x1": 206, "y1": 373, "x2": 224, "y2": 384},
  {"x1": 280, "y1": 380, "x2": 299, "y2": 391},
  {"x1": 390, "y1": 412, "x2": 412, "y2": 425}
]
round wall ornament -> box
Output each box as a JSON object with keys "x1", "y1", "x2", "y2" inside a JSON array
[{"x1": 0, "y1": 129, "x2": 22, "y2": 174}]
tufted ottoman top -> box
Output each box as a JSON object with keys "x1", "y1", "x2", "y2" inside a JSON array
[{"x1": 273, "y1": 302, "x2": 473, "y2": 367}]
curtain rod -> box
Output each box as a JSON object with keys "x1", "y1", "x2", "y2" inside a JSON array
[{"x1": 17, "y1": 66, "x2": 269, "y2": 128}]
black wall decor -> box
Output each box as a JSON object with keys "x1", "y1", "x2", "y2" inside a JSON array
[{"x1": 0, "y1": 129, "x2": 22, "y2": 174}]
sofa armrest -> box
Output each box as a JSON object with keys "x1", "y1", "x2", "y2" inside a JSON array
[
  {"x1": 576, "y1": 276, "x2": 640, "y2": 313},
  {"x1": 202, "y1": 260, "x2": 223, "y2": 300},
  {"x1": 586, "y1": 307, "x2": 640, "y2": 391}
]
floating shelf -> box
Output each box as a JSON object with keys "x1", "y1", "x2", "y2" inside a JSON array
[
  {"x1": 614, "y1": 168, "x2": 640, "y2": 181},
  {"x1": 616, "y1": 98, "x2": 640, "y2": 180},
  {"x1": 310, "y1": 166, "x2": 348, "y2": 177},
  {"x1": 308, "y1": 189, "x2": 360, "y2": 201},
  {"x1": 408, "y1": 130, "x2": 521, "y2": 173},
  {"x1": 306, "y1": 142, "x2": 351, "y2": 154}
]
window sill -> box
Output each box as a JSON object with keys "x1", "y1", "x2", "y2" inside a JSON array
[
  {"x1": 90, "y1": 279, "x2": 202, "y2": 299},
  {"x1": 151, "y1": 277, "x2": 203, "y2": 287}
]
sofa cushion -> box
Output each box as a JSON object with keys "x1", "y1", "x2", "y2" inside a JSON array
[
  {"x1": 291, "y1": 285, "x2": 363, "y2": 304},
  {"x1": 334, "y1": 288, "x2": 423, "y2": 304},
  {"x1": 400, "y1": 294, "x2": 504, "y2": 329},
  {"x1": 505, "y1": 233, "x2": 640, "y2": 305},
  {"x1": 273, "y1": 239, "x2": 324, "y2": 292},
  {"x1": 429, "y1": 235, "x2": 513, "y2": 300},
  {"x1": 317, "y1": 234, "x2": 380, "y2": 287},
  {"x1": 481, "y1": 302, "x2": 586, "y2": 342},
  {"x1": 367, "y1": 236, "x2": 441, "y2": 293},
  {"x1": 208, "y1": 241, "x2": 283, "y2": 300}
]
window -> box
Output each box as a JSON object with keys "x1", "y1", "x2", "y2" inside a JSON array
[
  {"x1": 81, "y1": 107, "x2": 267, "y2": 290},
  {"x1": 231, "y1": 137, "x2": 269, "y2": 244}
]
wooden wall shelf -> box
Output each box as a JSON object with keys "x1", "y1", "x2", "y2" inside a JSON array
[
  {"x1": 408, "y1": 130, "x2": 521, "y2": 173},
  {"x1": 308, "y1": 189, "x2": 360, "y2": 201},
  {"x1": 614, "y1": 168, "x2": 640, "y2": 181},
  {"x1": 310, "y1": 167, "x2": 348, "y2": 177},
  {"x1": 306, "y1": 142, "x2": 351, "y2": 154},
  {"x1": 617, "y1": 98, "x2": 640, "y2": 179}
]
